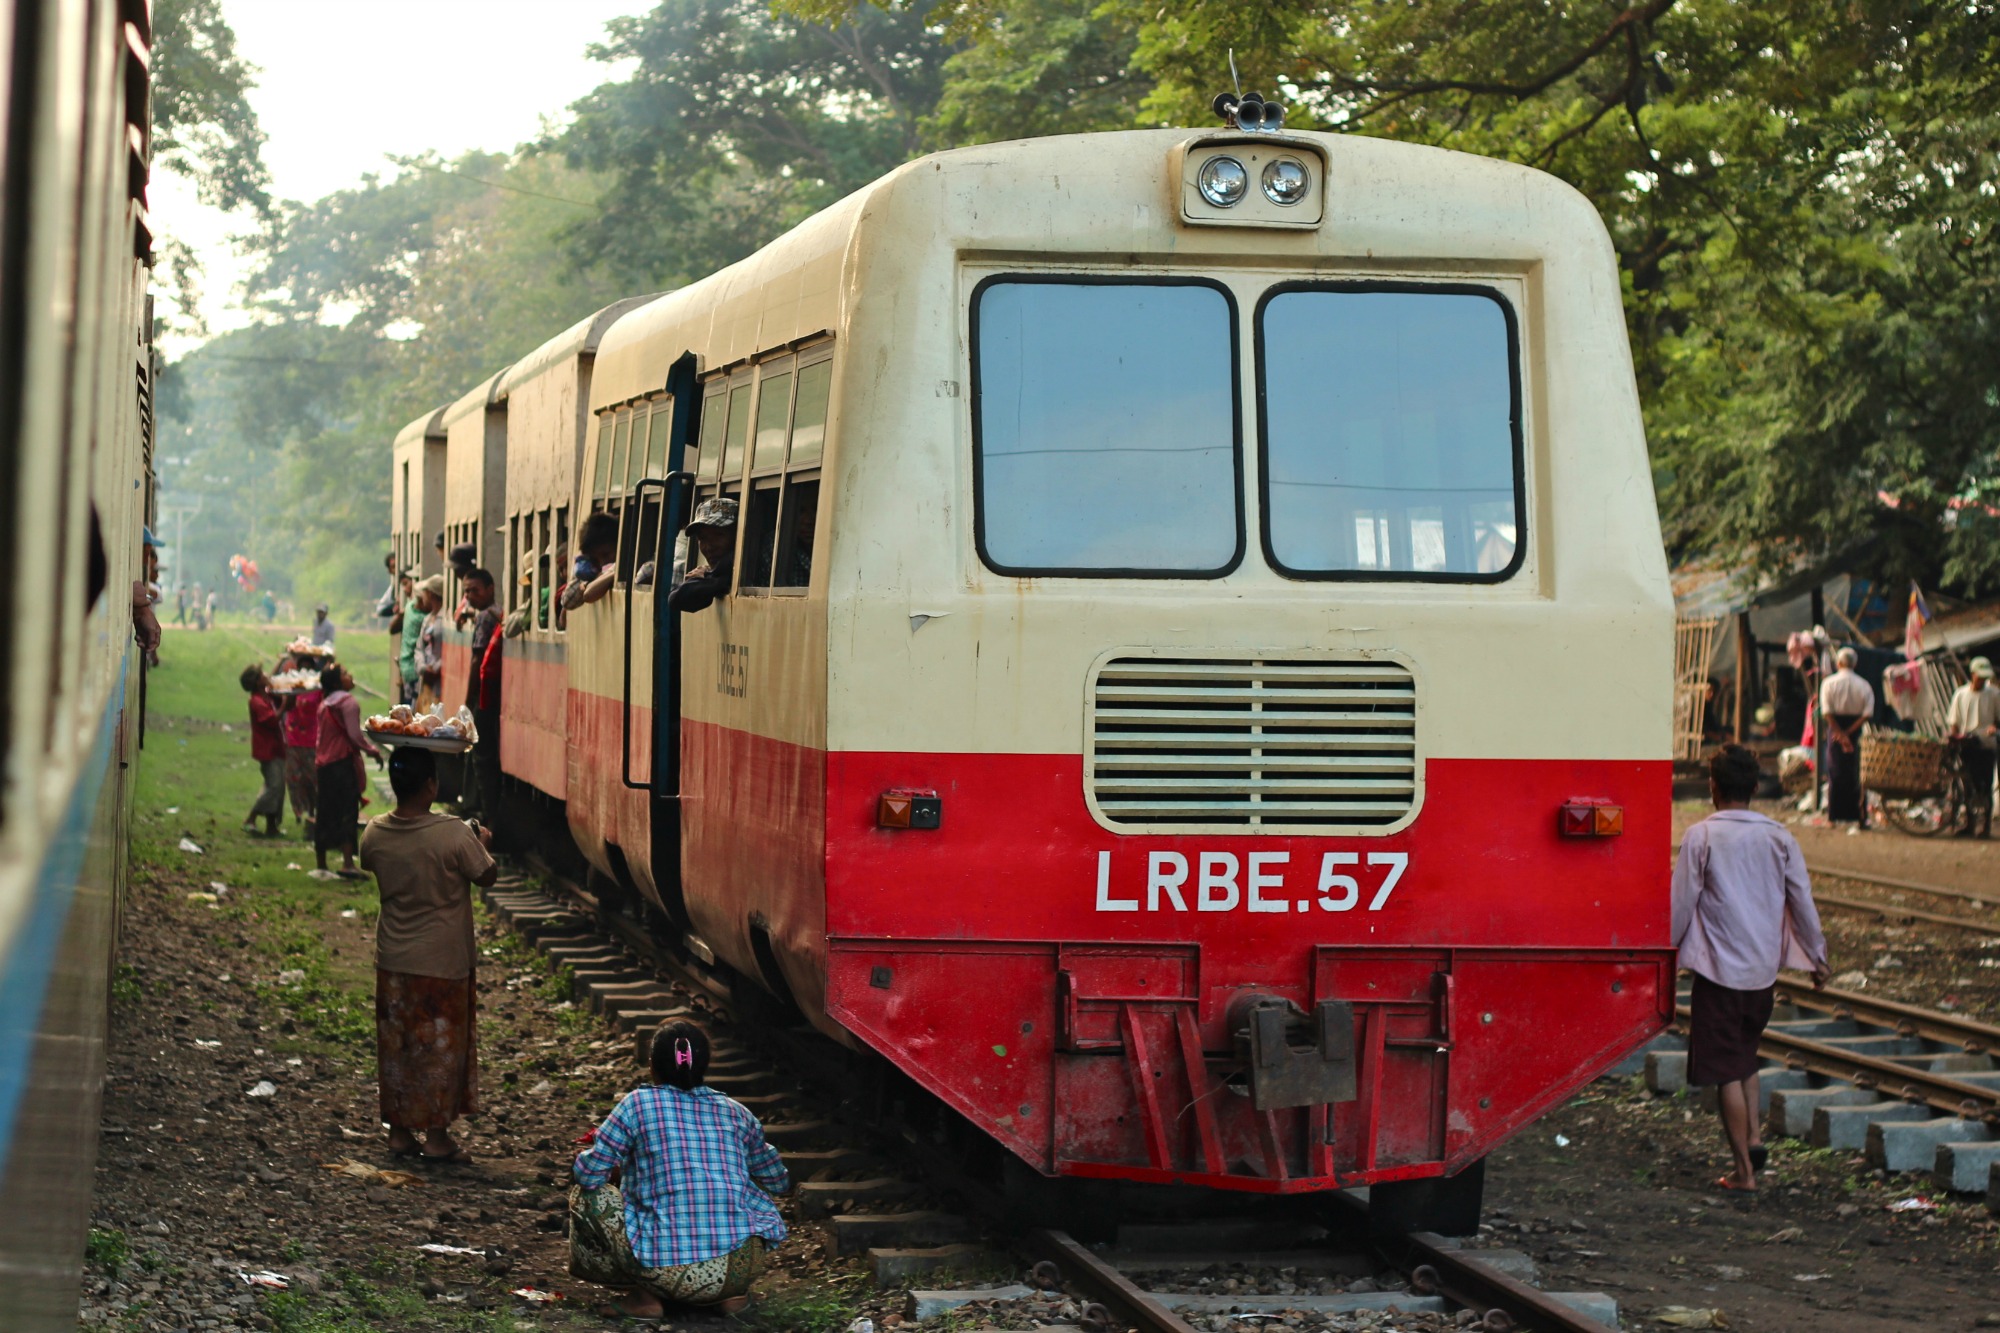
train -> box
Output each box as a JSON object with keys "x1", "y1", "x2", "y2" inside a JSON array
[
  {"x1": 0, "y1": 0, "x2": 156, "y2": 1322},
  {"x1": 397, "y1": 120, "x2": 1675, "y2": 1228}
]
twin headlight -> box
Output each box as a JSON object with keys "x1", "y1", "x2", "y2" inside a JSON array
[{"x1": 1197, "y1": 155, "x2": 1311, "y2": 209}]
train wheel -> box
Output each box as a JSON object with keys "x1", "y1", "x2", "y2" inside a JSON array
[{"x1": 1366, "y1": 1157, "x2": 1485, "y2": 1237}]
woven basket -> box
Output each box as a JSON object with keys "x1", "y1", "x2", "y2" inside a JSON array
[{"x1": 1861, "y1": 729, "x2": 1946, "y2": 799}]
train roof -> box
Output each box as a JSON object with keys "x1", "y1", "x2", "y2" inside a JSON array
[
  {"x1": 441, "y1": 369, "x2": 508, "y2": 426},
  {"x1": 498, "y1": 294, "x2": 664, "y2": 398},
  {"x1": 392, "y1": 407, "x2": 447, "y2": 451},
  {"x1": 589, "y1": 127, "x2": 1610, "y2": 410}
]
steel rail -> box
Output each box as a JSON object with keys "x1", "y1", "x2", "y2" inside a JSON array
[
  {"x1": 1810, "y1": 888, "x2": 2000, "y2": 936},
  {"x1": 1024, "y1": 1230, "x2": 1202, "y2": 1333},
  {"x1": 1674, "y1": 1005, "x2": 2000, "y2": 1121},
  {"x1": 1402, "y1": 1231, "x2": 1617, "y2": 1333},
  {"x1": 1770, "y1": 976, "x2": 2000, "y2": 1055},
  {"x1": 1806, "y1": 862, "x2": 2000, "y2": 908}
]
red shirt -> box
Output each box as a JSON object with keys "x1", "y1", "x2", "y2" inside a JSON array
[
  {"x1": 281, "y1": 690, "x2": 321, "y2": 748},
  {"x1": 478, "y1": 628, "x2": 503, "y2": 710},
  {"x1": 248, "y1": 694, "x2": 285, "y2": 763},
  {"x1": 315, "y1": 690, "x2": 378, "y2": 767}
]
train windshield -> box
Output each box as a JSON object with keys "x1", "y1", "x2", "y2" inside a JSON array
[
  {"x1": 1258, "y1": 286, "x2": 1522, "y2": 581},
  {"x1": 972, "y1": 278, "x2": 1240, "y2": 575}
]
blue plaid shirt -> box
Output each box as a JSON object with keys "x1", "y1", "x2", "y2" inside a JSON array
[{"x1": 572, "y1": 1084, "x2": 790, "y2": 1268}]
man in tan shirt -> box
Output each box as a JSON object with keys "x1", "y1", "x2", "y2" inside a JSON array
[{"x1": 360, "y1": 747, "x2": 499, "y2": 1162}]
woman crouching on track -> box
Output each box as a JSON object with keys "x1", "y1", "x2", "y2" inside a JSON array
[{"x1": 570, "y1": 1021, "x2": 791, "y2": 1319}]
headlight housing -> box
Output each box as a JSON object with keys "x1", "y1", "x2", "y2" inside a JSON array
[
  {"x1": 1196, "y1": 156, "x2": 1249, "y2": 208},
  {"x1": 1262, "y1": 158, "x2": 1310, "y2": 207}
]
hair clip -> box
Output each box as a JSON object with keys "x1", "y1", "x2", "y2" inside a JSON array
[{"x1": 673, "y1": 1037, "x2": 694, "y2": 1068}]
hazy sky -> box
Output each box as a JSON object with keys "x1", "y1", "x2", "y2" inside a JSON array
[{"x1": 159, "y1": 0, "x2": 642, "y2": 347}]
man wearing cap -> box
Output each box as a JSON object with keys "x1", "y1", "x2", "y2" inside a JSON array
[
  {"x1": 311, "y1": 602, "x2": 337, "y2": 648},
  {"x1": 669, "y1": 498, "x2": 738, "y2": 615},
  {"x1": 1947, "y1": 657, "x2": 2000, "y2": 838}
]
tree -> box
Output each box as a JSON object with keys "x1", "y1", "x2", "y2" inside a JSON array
[
  {"x1": 553, "y1": 0, "x2": 956, "y2": 289},
  {"x1": 150, "y1": 0, "x2": 269, "y2": 214},
  {"x1": 782, "y1": 0, "x2": 2000, "y2": 594}
]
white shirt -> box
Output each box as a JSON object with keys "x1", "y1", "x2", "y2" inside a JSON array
[
  {"x1": 1671, "y1": 810, "x2": 1828, "y2": 991},
  {"x1": 1819, "y1": 668, "x2": 1875, "y2": 717},
  {"x1": 1947, "y1": 682, "x2": 2000, "y2": 749}
]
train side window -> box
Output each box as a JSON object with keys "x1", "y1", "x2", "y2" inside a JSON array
[
  {"x1": 1257, "y1": 285, "x2": 1523, "y2": 582},
  {"x1": 720, "y1": 379, "x2": 753, "y2": 483},
  {"x1": 591, "y1": 414, "x2": 614, "y2": 502},
  {"x1": 554, "y1": 506, "x2": 570, "y2": 631},
  {"x1": 696, "y1": 384, "x2": 727, "y2": 484},
  {"x1": 740, "y1": 364, "x2": 794, "y2": 590},
  {"x1": 773, "y1": 475, "x2": 819, "y2": 589},
  {"x1": 506, "y1": 516, "x2": 521, "y2": 613},
  {"x1": 644, "y1": 397, "x2": 673, "y2": 480},
  {"x1": 788, "y1": 359, "x2": 831, "y2": 468},
  {"x1": 971, "y1": 278, "x2": 1241, "y2": 576}
]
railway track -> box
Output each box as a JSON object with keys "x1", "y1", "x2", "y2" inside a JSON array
[
  {"x1": 1804, "y1": 859, "x2": 2000, "y2": 935},
  {"x1": 1645, "y1": 976, "x2": 2000, "y2": 1197},
  {"x1": 479, "y1": 880, "x2": 1620, "y2": 1332}
]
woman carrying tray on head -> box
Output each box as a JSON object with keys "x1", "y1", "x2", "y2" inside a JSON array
[
  {"x1": 278, "y1": 653, "x2": 321, "y2": 839},
  {"x1": 315, "y1": 663, "x2": 380, "y2": 878}
]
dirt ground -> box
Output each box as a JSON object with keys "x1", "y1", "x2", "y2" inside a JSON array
[{"x1": 78, "y1": 639, "x2": 2000, "y2": 1333}]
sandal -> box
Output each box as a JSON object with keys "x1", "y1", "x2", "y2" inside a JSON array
[{"x1": 1714, "y1": 1174, "x2": 1757, "y2": 1194}]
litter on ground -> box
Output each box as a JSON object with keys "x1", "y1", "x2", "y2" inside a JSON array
[
  {"x1": 177, "y1": 838, "x2": 203, "y2": 854},
  {"x1": 321, "y1": 1158, "x2": 425, "y2": 1188}
]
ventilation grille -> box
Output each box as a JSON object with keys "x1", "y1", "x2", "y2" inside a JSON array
[{"x1": 1088, "y1": 656, "x2": 1417, "y2": 831}]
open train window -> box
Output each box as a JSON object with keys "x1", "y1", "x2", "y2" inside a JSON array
[
  {"x1": 740, "y1": 361, "x2": 795, "y2": 590},
  {"x1": 553, "y1": 506, "x2": 569, "y2": 631},
  {"x1": 971, "y1": 276, "x2": 1242, "y2": 577},
  {"x1": 1255, "y1": 284, "x2": 1524, "y2": 582},
  {"x1": 774, "y1": 474, "x2": 819, "y2": 589}
]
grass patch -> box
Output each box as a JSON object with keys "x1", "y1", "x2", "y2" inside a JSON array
[
  {"x1": 85, "y1": 1227, "x2": 129, "y2": 1276},
  {"x1": 742, "y1": 1280, "x2": 865, "y2": 1333},
  {"x1": 134, "y1": 628, "x2": 396, "y2": 1060}
]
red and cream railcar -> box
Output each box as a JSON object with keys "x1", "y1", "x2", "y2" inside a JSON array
[
  {"x1": 495, "y1": 297, "x2": 658, "y2": 802},
  {"x1": 390, "y1": 408, "x2": 447, "y2": 583},
  {"x1": 500, "y1": 128, "x2": 1674, "y2": 1207},
  {"x1": 438, "y1": 372, "x2": 507, "y2": 711}
]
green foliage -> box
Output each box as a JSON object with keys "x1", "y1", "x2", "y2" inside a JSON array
[
  {"x1": 150, "y1": 0, "x2": 269, "y2": 214},
  {"x1": 741, "y1": 1277, "x2": 865, "y2": 1333},
  {"x1": 775, "y1": 0, "x2": 2000, "y2": 594},
  {"x1": 85, "y1": 1227, "x2": 130, "y2": 1275},
  {"x1": 554, "y1": 0, "x2": 955, "y2": 289}
]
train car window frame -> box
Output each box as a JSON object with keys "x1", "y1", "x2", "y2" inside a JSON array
[
  {"x1": 694, "y1": 381, "x2": 727, "y2": 484},
  {"x1": 591, "y1": 414, "x2": 614, "y2": 502},
  {"x1": 553, "y1": 505, "x2": 570, "y2": 632},
  {"x1": 770, "y1": 344, "x2": 832, "y2": 593},
  {"x1": 506, "y1": 515, "x2": 522, "y2": 613},
  {"x1": 968, "y1": 273, "x2": 1246, "y2": 580},
  {"x1": 739, "y1": 358, "x2": 797, "y2": 593},
  {"x1": 1252, "y1": 280, "x2": 1527, "y2": 585}
]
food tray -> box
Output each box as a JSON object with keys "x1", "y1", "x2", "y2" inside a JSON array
[{"x1": 368, "y1": 731, "x2": 474, "y2": 754}]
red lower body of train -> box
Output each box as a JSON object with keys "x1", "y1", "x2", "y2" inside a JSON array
[{"x1": 514, "y1": 656, "x2": 1670, "y2": 1193}]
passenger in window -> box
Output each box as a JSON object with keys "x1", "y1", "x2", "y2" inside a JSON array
[
  {"x1": 560, "y1": 512, "x2": 621, "y2": 611},
  {"x1": 669, "y1": 499, "x2": 738, "y2": 615}
]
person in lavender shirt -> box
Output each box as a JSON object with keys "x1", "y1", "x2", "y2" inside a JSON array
[{"x1": 1672, "y1": 744, "x2": 1832, "y2": 1192}]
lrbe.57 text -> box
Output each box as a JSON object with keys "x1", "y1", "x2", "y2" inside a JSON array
[{"x1": 1092, "y1": 850, "x2": 1408, "y2": 914}]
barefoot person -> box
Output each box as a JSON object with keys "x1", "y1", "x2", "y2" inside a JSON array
[
  {"x1": 570, "y1": 1021, "x2": 790, "y2": 1319},
  {"x1": 359, "y1": 747, "x2": 498, "y2": 1162},
  {"x1": 1673, "y1": 743, "x2": 1831, "y2": 1192}
]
